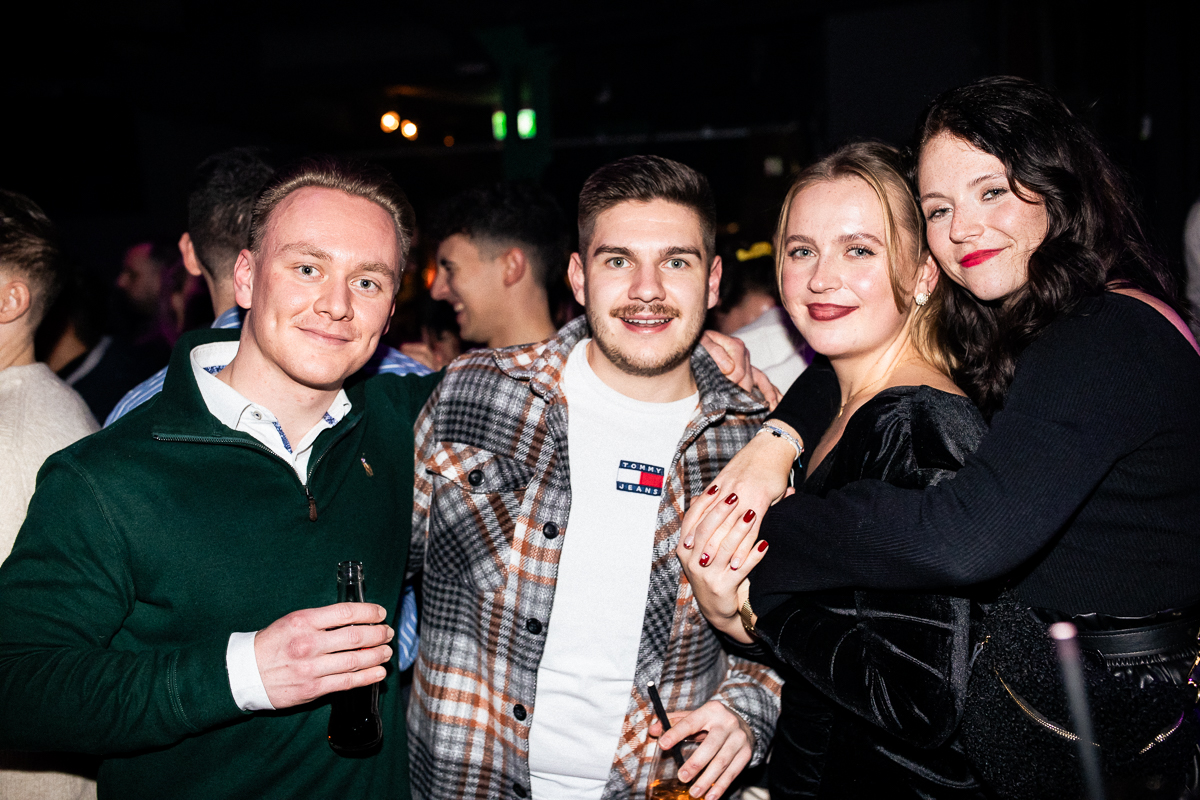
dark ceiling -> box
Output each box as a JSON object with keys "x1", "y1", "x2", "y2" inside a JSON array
[{"x1": 4, "y1": 0, "x2": 1198, "y2": 274}]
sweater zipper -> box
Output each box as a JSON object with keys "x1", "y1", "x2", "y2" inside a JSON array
[
  {"x1": 302, "y1": 439, "x2": 345, "y2": 522},
  {"x1": 153, "y1": 432, "x2": 346, "y2": 523},
  {"x1": 305, "y1": 485, "x2": 318, "y2": 521}
]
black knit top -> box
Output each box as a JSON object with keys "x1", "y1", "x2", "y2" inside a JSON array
[{"x1": 754, "y1": 292, "x2": 1200, "y2": 616}]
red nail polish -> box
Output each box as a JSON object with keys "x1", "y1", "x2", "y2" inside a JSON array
[
  {"x1": 699, "y1": 553, "x2": 711, "y2": 567},
  {"x1": 742, "y1": 509, "x2": 756, "y2": 524},
  {"x1": 706, "y1": 484, "x2": 719, "y2": 495},
  {"x1": 757, "y1": 540, "x2": 769, "y2": 552},
  {"x1": 724, "y1": 492, "x2": 738, "y2": 505}
]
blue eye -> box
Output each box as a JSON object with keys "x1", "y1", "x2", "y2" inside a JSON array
[
  {"x1": 788, "y1": 247, "x2": 813, "y2": 258},
  {"x1": 849, "y1": 246, "x2": 874, "y2": 257}
]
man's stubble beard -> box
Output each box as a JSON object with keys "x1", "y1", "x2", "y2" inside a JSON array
[{"x1": 584, "y1": 301, "x2": 704, "y2": 378}]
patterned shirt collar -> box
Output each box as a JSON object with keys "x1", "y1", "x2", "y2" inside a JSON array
[
  {"x1": 188, "y1": 340, "x2": 351, "y2": 460},
  {"x1": 211, "y1": 305, "x2": 244, "y2": 330}
]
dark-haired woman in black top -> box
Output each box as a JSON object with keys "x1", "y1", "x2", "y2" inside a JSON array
[{"x1": 683, "y1": 77, "x2": 1200, "y2": 799}]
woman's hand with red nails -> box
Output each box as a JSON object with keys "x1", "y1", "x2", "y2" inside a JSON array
[
  {"x1": 680, "y1": 421, "x2": 799, "y2": 559},
  {"x1": 677, "y1": 500, "x2": 773, "y2": 644}
]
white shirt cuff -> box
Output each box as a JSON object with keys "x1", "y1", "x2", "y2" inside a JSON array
[{"x1": 226, "y1": 631, "x2": 275, "y2": 711}]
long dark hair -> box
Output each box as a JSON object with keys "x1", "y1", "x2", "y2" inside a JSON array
[{"x1": 914, "y1": 76, "x2": 1185, "y2": 417}]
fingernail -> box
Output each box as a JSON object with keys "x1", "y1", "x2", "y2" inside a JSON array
[
  {"x1": 682, "y1": 537, "x2": 693, "y2": 550},
  {"x1": 730, "y1": 559, "x2": 741, "y2": 570},
  {"x1": 706, "y1": 484, "x2": 719, "y2": 495},
  {"x1": 742, "y1": 509, "x2": 756, "y2": 523},
  {"x1": 698, "y1": 553, "x2": 711, "y2": 567},
  {"x1": 724, "y1": 492, "x2": 738, "y2": 505},
  {"x1": 758, "y1": 540, "x2": 769, "y2": 552}
]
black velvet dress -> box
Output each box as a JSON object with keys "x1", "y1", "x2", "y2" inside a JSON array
[{"x1": 755, "y1": 385, "x2": 989, "y2": 799}]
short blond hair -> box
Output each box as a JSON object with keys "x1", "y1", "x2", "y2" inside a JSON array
[
  {"x1": 249, "y1": 157, "x2": 416, "y2": 272},
  {"x1": 774, "y1": 141, "x2": 953, "y2": 375}
]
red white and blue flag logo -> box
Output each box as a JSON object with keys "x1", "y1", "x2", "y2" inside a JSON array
[{"x1": 616, "y1": 460, "x2": 665, "y2": 496}]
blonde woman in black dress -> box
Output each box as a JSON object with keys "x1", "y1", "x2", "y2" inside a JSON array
[{"x1": 676, "y1": 140, "x2": 989, "y2": 799}]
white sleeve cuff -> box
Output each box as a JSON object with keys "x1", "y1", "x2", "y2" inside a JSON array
[{"x1": 226, "y1": 631, "x2": 275, "y2": 712}]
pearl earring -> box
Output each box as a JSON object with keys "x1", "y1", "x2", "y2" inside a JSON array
[{"x1": 915, "y1": 292, "x2": 929, "y2": 306}]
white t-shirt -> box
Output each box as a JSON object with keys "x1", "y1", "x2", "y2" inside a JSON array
[{"x1": 527, "y1": 340, "x2": 698, "y2": 800}]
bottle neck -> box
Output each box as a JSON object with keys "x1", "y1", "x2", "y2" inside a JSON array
[{"x1": 337, "y1": 561, "x2": 365, "y2": 603}]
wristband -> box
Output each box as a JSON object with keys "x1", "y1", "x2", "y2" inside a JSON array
[{"x1": 757, "y1": 422, "x2": 803, "y2": 462}]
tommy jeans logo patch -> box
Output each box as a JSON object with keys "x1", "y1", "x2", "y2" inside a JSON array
[{"x1": 616, "y1": 460, "x2": 665, "y2": 496}]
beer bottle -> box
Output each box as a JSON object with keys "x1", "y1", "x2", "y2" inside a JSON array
[{"x1": 327, "y1": 560, "x2": 384, "y2": 754}]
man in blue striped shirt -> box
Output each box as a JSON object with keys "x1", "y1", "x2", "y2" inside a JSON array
[{"x1": 107, "y1": 149, "x2": 427, "y2": 670}]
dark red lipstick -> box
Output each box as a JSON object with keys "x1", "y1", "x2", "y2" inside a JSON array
[
  {"x1": 806, "y1": 303, "x2": 856, "y2": 321},
  {"x1": 959, "y1": 249, "x2": 1002, "y2": 268}
]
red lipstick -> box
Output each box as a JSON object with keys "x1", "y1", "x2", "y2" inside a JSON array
[
  {"x1": 959, "y1": 249, "x2": 1002, "y2": 268},
  {"x1": 806, "y1": 304, "x2": 856, "y2": 321}
]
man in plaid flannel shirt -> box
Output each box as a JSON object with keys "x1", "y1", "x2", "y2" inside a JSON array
[{"x1": 409, "y1": 156, "x2": 782, "y2": 800}]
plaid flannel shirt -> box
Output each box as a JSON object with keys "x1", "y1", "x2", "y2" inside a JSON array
[{"x1": 408, "y1": 317, "x2": 782, "y2": 800}]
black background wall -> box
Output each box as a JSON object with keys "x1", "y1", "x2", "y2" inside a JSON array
[{"x1": 3, "y1": 0, "x2": 1197, "y2": 285}]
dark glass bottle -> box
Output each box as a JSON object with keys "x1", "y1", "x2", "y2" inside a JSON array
[{"x1": 327, "y1": 560, "x2": 384, "y2": 754}]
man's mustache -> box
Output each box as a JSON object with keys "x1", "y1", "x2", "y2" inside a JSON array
[{"x1": 609, "y1": 303, "x2": 681, "y2": 320}]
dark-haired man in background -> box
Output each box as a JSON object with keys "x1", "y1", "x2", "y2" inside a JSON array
[
  {"x1": 425, "y1": 182, "x2": 567, "y2": 349},
  {"x1": 105, "y1": 148, "x2": 275, "y2": 422},
  {"x1": 179, "y1": 148, "x2": 276, "y2": 324}
]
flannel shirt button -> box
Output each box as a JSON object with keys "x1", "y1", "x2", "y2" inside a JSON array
[
  {"x1": 513, "y1": 782, "x2": 527, "y2": 798},
  {"x1": 513, "y1": 703, "x2": 527, "y2": 721},
  {"x1": 541, "y1": 522, "x2": 559, "y2": 539},
  {"x1": 525, "y1": 618, "x2": 543, "y2": 634},
  {"x1": 468, "y1": 469, "x2": 484, "y2": 487}
]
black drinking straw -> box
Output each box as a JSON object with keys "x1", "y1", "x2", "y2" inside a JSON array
[
  {"x1": 647, "y1": 681, "x2": 685, "y2": 769},
  {"x1": 1049, "y1": 622, "x2": 1107, "y2": 800}
]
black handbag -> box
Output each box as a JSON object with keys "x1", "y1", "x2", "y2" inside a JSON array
[{"x1": 960, "y1": 596, "x2": 1199, "y2": 800}]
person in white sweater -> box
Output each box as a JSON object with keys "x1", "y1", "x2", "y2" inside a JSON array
[{"x1": 0, "y1": 189, "x2": 98, "y2": 800}]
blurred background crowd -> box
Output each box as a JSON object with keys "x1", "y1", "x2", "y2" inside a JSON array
[{"x1": 2, "y1": 0, "x2": 1197, "y2": 422}]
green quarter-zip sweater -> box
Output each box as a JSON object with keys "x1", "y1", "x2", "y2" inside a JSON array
[{"x1": 0, "y1": 327, "x2": 440, "y2": 799}]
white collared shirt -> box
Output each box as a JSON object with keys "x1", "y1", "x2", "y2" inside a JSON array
[
  {"x1": 190, "y1": 341, "x2": 351, "y2": 486},
  {"x1": 190, "y1": 340, "x2": 354, "y2": 712}
]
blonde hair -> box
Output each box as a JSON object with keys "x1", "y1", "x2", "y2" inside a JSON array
[{"x1": 774, "y1": 140, "x2": 954, "y2": 376}]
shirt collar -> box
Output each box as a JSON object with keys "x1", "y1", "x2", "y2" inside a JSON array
[
  {"x1": 211, "y1": 306, "x2": 244, "y2": 330},
  {"x1": 189, "y1": 340, "x2": 352, "y2": 434}
]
